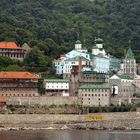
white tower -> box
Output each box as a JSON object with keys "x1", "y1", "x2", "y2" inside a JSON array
[
  {"x1": 92, "y1": 37, "x2": 106, "y2": 56},
  {"x1": 75, "y1": 40, "x2": 82, "y2": 50},
  {"x1": 95, "y1": 37, "x2": 103, "y2": 49}
]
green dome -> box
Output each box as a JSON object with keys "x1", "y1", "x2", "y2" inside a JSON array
[
  {"x1": 75, "y1": 40, "x2": 81, "y2": 44},
  {"x1": 95, "y1": 37, "x2": 103, "y2": 44}
]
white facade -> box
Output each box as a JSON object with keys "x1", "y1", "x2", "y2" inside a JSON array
[
  {"x1": 92, "y1": 38, "x2": 106, "y2": 57},
  {"x1": 109, "y1": 75, "x2": 133, "y2": 83},
  {"x1": 54, "y1": 49, "x2": 91, "y2": 75},
  {"x1": 54, "y1": 38, "x2": 120, "y2": 75},
  {"x1": 44, "y1": 79, "x2": 69, "y2": 90},
  {"x1": 65, "y1": 50, "x2": 90, "y2": 59},
  {"x1": 75, "y1": 43, "x2": 82, "y2": 50},
  {"x1": 92, "y1": 56, "x2": 110, "y2": 73}
]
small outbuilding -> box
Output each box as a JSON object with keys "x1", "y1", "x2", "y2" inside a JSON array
[{"x1": 0, "y1": 98, "x2": 6, "y2": 111}]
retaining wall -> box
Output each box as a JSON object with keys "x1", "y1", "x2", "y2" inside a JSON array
[
  {"x1": 0, "y1": 112, "x2": 140, "y2": 130},
  {"x1": 6, "y1": 96, "x2": 80, "y2": 105}
]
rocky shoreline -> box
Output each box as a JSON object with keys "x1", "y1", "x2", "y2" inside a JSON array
[
  {"x1": 0, "y1": 120, "x2": 140, "y2": 131},
  {"x1": 0, "y1": 112, "x2": 140, "y2": 131}
]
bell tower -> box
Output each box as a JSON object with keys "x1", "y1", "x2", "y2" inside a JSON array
[{"x1": 123, "y1": 41, "x2": 136, "y2": 78}]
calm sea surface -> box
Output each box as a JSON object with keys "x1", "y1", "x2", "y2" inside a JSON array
[{"x1": 0, "y1": 130, "x2": 140, "y2": 140}]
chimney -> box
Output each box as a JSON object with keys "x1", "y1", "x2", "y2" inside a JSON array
[{"x1": 78, "y1": 56, "x2": 83, "y2": 73}]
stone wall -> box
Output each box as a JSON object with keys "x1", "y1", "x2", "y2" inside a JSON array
[
  {"x1": 0, "y1": 112, "x2": 140, "y2": 130},
  {"x1": 0, "y1": 112, "x2": 139, "y2": 123},
  {"x1": 111, "y1": 97, "x2": 140, "y2": 105},
  {"x1": 6, "y1": 96, "x2": 80, "y2": 106}
]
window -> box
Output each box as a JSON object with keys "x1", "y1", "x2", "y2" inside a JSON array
[{"x1": 85, "y1": 94, "x2": 87, "y2": 96}]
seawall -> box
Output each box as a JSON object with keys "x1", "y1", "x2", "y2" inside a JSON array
[{"x1": 0, "y1": 112, "x2": 140, "y2": 130}]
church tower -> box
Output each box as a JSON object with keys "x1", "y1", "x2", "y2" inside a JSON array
[
  {"x1": 75, "y1": 40, "x2": 82, "y2": 50},
  {"x1": 123, "y1": 46, "x2": 136, "y2": 78},
  {"x1": 92, "y1": 37, "x2": 106, "y2": 56}
]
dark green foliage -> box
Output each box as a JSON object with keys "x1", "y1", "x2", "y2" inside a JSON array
[
  {"x1": 0, "y1": 56, "x2": 23, "y2": 71},
  {"x1": 24, "y1": 47, "x2": 47, "y2": 72},
  {"x1": 89, "y1": 104, "x2": 137, "y2": 113},
  {"x1": 133, "y1": 93, "x2": 140, "y2": 98},
  {"x1": 38, "y1": 78, "x2": 46, "y2": 95},
  {"x1": 0, "y1": 0, "x2": 140, "y2": 66}
]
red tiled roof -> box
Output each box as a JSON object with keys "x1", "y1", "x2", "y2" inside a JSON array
[
  {"x1": 0, "y1": 42, "x2": 21, "y2": 49},
  {"x1": 0, "y1": 98, "x2": 6, "y2": 103},
  {"x1": 0, "y1": 72, "x2": 40, "y2": 79}
]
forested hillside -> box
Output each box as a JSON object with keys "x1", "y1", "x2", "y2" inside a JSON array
[{"x1": 0, "y1": 0, "x2": 140, "y2": 65}]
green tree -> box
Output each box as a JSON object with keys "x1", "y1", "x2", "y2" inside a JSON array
[
  {"x1": 6, "y1": 65, "x2": 23, "y2": 71},
  {"x1": 24, "y1": 47, "x2": 47, "y2": 72}
]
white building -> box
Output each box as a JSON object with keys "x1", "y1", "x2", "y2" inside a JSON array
[
  {"x1": 92, "y1": 55, "x2": 110, "y2": 73},
  {"x1": 54, "y1": 40, "x2": 91, "y2": 75},
  {"x1": 44, "y1": 79, "x2": 70, "y2": 96},
  {"x1": 54, "y1": 37, "x2": 121, "y2": 75},
  {"x1": 92, "y1": 37, "x2": 106, "y2": 57}
]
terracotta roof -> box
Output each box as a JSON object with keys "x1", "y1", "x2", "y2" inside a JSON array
[
  {"x1": 0, "y1": 98, "x2": 6, "y2": 103},
  {"x1": 0, "y1": 72, "x2": 40, "y2": 79},
  {"x1": 0, "y1": 42, "x2": 21, "y2": 49}
]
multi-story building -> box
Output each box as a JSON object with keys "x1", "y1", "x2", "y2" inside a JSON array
[
  {"x1": 63, "y1": 67, "x2": 108, "y2": 96},
  {"x1": 78, "y1": 83, "x2": 111, "y2": 106},
  {"x1": 0, "y1": 72, "x2": 40, "y2": 97},
  {"x1": 92, "y1": 55, "x2": 110, "y2": 73},
  {"x1": 44, "y1": 79, "x2": 70, "y2": 96},
  {"x1": 79, "y1": 71, "x2": 106, "y2": 85},
  {"x1": 54, "y1": 40, "x2": 91, "y2": 75},
  {"x1": 109, "y1": 74, "x2": 134, "y2": 97},
  {"x1": 62, "y1": 56, "x2": 91, "y2": 74},
  {"x1": 0, "y1": 42, "x2": 30, "y2": 60},
  {"x1": 54, "y1": 37, "x2": 121, "y2": 75}
]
